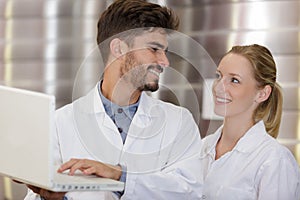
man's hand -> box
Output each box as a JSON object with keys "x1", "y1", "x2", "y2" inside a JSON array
[
  {"x1": 57, "y1": 159, "x2": 122, "y2": 180},
  {"x1": 27, "y1": 185, "x2": 66, "y2": 200}
]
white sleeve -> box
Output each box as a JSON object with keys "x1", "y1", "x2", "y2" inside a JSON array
[
  {"x1": 24, "y1": 190, "x2": 117, "y2": 200},
  {"x1": 64, "y1": 191, "x2": 117, "y2": 200},
  {"x1": 122, "y1": 110, "x2": 203, "y2": 200},
  {"x1": 123, "y1": 155, "x2": 202, "y2": 200},
  {"x1": 24, "y1": 189, "x2": 40, "y2": 200},
  {"x1": 257, "y1": 152, "x2": 300, "y2": 200}
]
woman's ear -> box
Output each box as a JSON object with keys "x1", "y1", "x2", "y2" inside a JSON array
[{"x1": 255, "y1": 85, "x2": 272, "y2": 103}]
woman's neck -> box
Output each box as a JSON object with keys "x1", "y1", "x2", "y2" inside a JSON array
[{"x1": 215, "y1": 116, "x2": 254, "y2": 160}]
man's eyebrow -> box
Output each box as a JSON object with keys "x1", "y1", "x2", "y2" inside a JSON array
[{"x1": 147, "y1": 42, "x2": 167, "y2": 50}]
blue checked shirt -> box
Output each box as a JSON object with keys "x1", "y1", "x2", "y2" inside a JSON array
[
  {"x1": 98, "y1": 82, "x2": 139, "y2": 197},
  {"x1": 98, "y1": 83, "x2": 139, "y2": 144}
]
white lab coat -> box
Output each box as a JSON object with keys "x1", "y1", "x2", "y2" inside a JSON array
[
  {"x1": 199, "y1": 121, "x2": 300, "y2": 200},
  {"x1": 25, "y1": 85, "x2": 203, "y2": 200}
]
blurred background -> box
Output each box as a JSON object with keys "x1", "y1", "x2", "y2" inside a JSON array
[{"x1": 0, "y1": 0, "x2": 300, "y2": 199}]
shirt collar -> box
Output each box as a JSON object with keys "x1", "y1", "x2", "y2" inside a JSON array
[
  {"x1": 86, "y1": 82, "x2": 160, "y2": 121},
  {"x1": 98, "y1": 82, "x2": 139, "y2": 118},
  {"x1": 203, "y1": 120, "x2": 268, "y2": 155}
]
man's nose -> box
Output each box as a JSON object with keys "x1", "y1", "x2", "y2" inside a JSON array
[{"x1": 157, "y1": 51, "x2": 170, "y2": 67}]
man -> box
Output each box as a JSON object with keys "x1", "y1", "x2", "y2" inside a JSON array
[{"x1": 25, "y1": 0, "x2": 202, "y2": 199}]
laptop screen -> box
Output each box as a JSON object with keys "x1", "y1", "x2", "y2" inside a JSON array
[{"x1": 0, "y1": 85, "x2": 55, "y2": 188}]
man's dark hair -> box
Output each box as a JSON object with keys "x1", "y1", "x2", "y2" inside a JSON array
[{"x1": 96, "y1": 0, "x2": 179, "y2": 63}]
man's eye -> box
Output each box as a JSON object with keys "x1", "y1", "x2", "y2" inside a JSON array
[{"x1": 150, "y1": 47, "x2": 159, "y2": 52}]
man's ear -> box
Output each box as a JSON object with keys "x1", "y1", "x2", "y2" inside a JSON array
[
  {"x1": 110, "y1": 38, "x2": 129, "y2": 58},
  {"x1": 110, "y1": 38, "x2": 123, "y2": 58},
  {"x1": 255, "y1": 85, "x2": 272, "y2": 103}
]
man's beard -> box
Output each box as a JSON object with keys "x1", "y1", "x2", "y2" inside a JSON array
[{"x1": 121, "y1": 53, "x2": 162, "y2": 92}]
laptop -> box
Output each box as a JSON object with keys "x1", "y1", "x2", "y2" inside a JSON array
[{"x1": 0, "y1": 85, "x2": 124, "y2": 192}]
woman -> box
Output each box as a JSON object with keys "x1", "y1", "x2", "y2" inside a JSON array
[{"x1": 200, "y1": 44, "x2": 300, "y2": 199}]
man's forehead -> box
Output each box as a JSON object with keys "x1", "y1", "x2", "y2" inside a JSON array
[{"x1": 132, "y1": 31, "x2": 168, "y2": 48}]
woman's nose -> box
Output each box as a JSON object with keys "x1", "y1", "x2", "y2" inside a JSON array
[{"x1": 213, "y1": 79, "x2": 226, "y2": 93}]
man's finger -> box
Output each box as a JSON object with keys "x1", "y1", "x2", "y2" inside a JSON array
[{"x1": 57, "y1": 158, "x2": 79, "y2": 173}]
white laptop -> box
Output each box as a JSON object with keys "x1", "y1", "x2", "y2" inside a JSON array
[{"x1": 0, "y1": 85, "x2": 124, "y2": 192}]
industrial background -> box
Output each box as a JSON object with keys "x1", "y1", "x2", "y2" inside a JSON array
[{"x1": 0, "y1": 0, "x2": 299, "y2": 199}]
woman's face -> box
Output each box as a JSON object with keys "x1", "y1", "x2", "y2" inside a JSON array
[{"x1": 212, "y1": 53, "x2": 260, "y2": 120}]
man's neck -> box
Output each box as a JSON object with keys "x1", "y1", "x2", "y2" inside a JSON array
[{"x1": 101, "y1": 79, "x2": 141, "y2": 106}]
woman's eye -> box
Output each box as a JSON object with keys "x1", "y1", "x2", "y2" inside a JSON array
[
  {"x1": 231, "y1": 78, "x2": 240, "y2": 83},
  {"x1": 215, "y1": 72, "x2": 221, "y2": 79}
]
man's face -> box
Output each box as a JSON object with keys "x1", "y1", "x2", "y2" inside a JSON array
[{"x1": 120, "y1": 30, "x2": 169, "y2": 92}]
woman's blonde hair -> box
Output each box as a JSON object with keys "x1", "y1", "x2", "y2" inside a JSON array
[{"x1": 227, "y1": 44, "x2": 283, "y2": 138}]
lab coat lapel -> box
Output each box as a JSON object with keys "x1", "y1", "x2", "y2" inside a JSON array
[
  {"x1": 73, "y1": 86, "x2": 123, "y2": 164},
  {"x1": 121, "y1": 93, "x2": 169, "y2": 172}
]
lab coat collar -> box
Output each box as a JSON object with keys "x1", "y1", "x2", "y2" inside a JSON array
[
  {"x1": 202, "y1": 126, "x2": 222, "y2": 157},
  {"x1": 203, "y1": 120, "x2": 268, "y2": 155},
  {"x1": 130, "y1": 92, "x2": 162, "y2": 128},
  {"x1": 72, "y1": 85, "x2": 104, "y2": 114},
  {"x1": 73, "y1": 84, "x2": 162, "y2": 150},
  {"x1": 78, "y1": 84, "x2": 157, "y2": 121},
  {"x1": 135, "y1": 92, "x2": 161, "y2": 117},
  {"x1": 234, "y1": 120, "x2": 268, "y2": 153}
]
